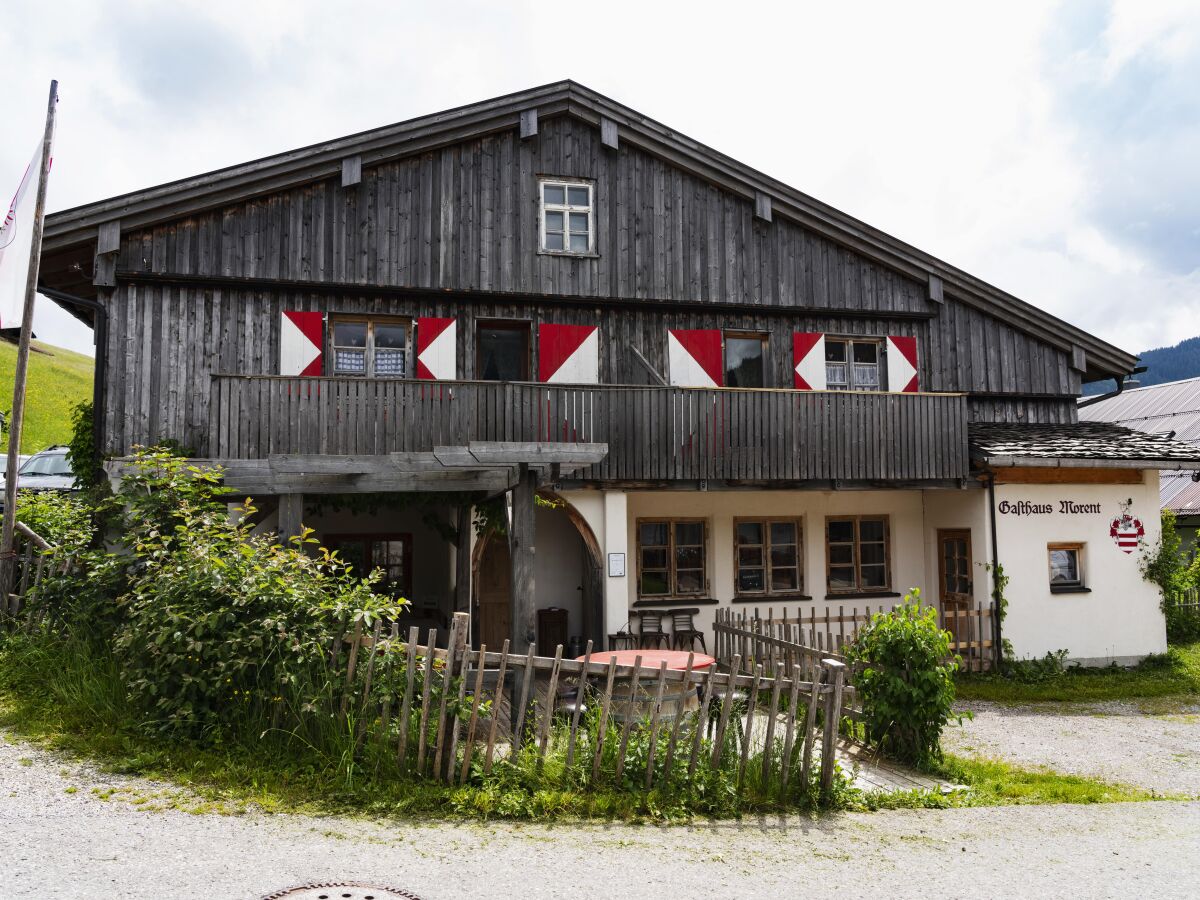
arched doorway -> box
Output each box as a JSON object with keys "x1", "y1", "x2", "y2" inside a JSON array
[{"x1": 472, "y1": 492, "x2": 604, "y2": 652}]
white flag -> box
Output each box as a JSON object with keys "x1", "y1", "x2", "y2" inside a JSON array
[{"x1": 0, "y1": 142, "x2": 46, "y2": 330}]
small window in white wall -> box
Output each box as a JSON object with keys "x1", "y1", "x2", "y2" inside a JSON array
[
  {"x1": 1048, "y1": 543, "x2": 1087, "y2": 593},
  {"x1": 540, "y1": 179, "x2": 594, "y2": 254}
]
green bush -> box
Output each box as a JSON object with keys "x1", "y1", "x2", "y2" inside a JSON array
[
  {"x1": 846, "y1": 588, "x2": 962, "y2": 765},
  {"x1": 14, "y1": 489, "x2": 93, "y2": 551}
]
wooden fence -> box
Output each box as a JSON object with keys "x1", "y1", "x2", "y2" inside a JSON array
[
  {"x1": 714, "y1": 601, "x2": 997, "y2": 677},
  {"x1": 2, "y1": 521, "x2": 71, "y2": 625},
  {"x1": 340, "y1": 612, "x2": 852, "y2": 796},
  {"x1": 1166, "y1": 586, "x2": 1200, "y2": 616}
]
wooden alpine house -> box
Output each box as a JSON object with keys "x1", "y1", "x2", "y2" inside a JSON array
[{"x1": 38, "y1": 81, "x2": 1200, "y2": 664}]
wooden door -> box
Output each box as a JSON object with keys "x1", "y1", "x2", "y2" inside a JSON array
[
  {"x1": 938, "y1": 530, "x2": 972, "y2": 644},
  {"x1": 478, "y1": 535, "x2": 511, "y2": 650}
]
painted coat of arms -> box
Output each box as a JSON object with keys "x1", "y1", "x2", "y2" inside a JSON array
[{"x1": 1109, "y1": 500, "x2": 1144, "y2": 554}]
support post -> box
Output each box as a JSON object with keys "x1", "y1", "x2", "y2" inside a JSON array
[
  {"x1": 1, "y1": 80, "x2": 57, "y2": 603},
  {"x1": 455, "y1": 504, "x2": 472, "y2": 617},
  {"x1": 277, "y1": 493, "x2": 304, "y2": 543},
  {"x1": 508, "y1": 464, "x2": 537, "y2": 652},
  {"x1": 819, "y1": 658, "x2": 846, "y2": 798}
]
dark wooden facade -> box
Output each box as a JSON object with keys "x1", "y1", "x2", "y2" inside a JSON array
[{"x1": 40, "y1": 83, "x2": 1131, "y2": 489}]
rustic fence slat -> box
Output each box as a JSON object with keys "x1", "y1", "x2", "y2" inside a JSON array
[
  {"x1": 799, "y1": 666, "x2": 823, "y2": 789},
  {"x1": 761, "y1": 663, "x2": 784, "y2": 782},
  {"x1": 643, "y1": 661, "x2": 670, "y2": 790},
  {"x1": 537, "y1": 644, "x2": 564, "y2": 770},
  {"x1": 416, "y1": 630, "x2": 437, "y2": 774},
  {"x1": 820, "y1": 659, "x2": 847, "y2": 796},
  {"x1": 613, "y1": 654, "x2": 644, "y2": 782},
  {"x1": 688, "y1": 664, "x2": 717, "y2": 779},
  {"x1": 565, "y1": 640, "x2": 593, "y2": 769},
  {"x1": 737, "y1": 664, "x2": 762, "y2": 788},
  {"x1": 662, "y1": 652, "x2": 694, "y2": 784},
  {"x1": 483, "y1": 639, "x2": 511, "y2": 774},
  {"x1": 591, "y1": 657, "x2": 619, "y2": 782},
  {"x1": 710, "y1": 653, "x2": 741, "y2": 769},
  {"x1": 511, "y1": 644, "x2": 537, "y2": 757},
  {"x1": 779, "y1": 668, "x2": 803, "y2": 794}
]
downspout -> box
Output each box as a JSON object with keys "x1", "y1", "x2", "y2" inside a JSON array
[
  {"x1": 35, "y1": 285, "x2": 107, "y2": 463},
  {"x1": 986, "y1": 471, "x2": 1003, "y2": 670}
]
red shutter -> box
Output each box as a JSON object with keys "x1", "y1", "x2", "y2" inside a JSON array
[
  {"x1": 792, "y1": 332, "x2": 825, "y2": 390},
  {"x1": 887, "y1": 336, "x2": 919, "y2": 393},
  {"x1": 539, "y1": 324, "x2": 599, "y2": 383},
  {"x1": 667, "y1": 329, "x2": 723, "y2": 387},
  {"x1": 416, "y1": 317, "x2": 457, "y2": 380},
  {"x1": 280, "y1": 310, "x2": 323, "y2": 376}
]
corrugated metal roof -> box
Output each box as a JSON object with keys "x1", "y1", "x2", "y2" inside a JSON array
[
  {"x1": 1079, "y1": 376, "x2": 1200, "y2": 444},
  {"x1": 1162, "y1": 472, "x2": 1200, "y2": 517}
]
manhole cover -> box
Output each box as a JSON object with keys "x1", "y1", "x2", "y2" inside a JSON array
[{"x1": 260, "y1": 883, "x2": 422, "y2": 900}]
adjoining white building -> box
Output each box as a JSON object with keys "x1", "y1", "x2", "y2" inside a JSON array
[{"x1": 42, "y1": 83, "x2": 1200, "y2": 666}]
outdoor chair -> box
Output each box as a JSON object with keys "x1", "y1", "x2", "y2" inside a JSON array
[
  {"x1": 607, "y1": 631, "x2": 637, "y2": 651},
  {"x1": 635, "y1": 610, "x2": 670, "y2": 649},
  {"x1": 669, "y1": 607, "x2": 706, "y2": 653}
]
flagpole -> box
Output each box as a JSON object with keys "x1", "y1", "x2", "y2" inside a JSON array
[{"x1": 1, "y1": 79, "x2": 58, "y2": 604}]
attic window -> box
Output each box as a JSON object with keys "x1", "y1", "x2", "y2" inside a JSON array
[{"x1": 540, "y1": 179, "x2": 593, "y2": 254}]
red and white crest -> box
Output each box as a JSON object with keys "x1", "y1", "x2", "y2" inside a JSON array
[
  {"x1": 668, "y1": 329, "x2": 723, "y2": 387},
  {"x1": 416, "y1": 317, "x2": 457, "y2": 381},
  {"x1": 1109, "y1": 501, "x2": 1144, "y2": 554},
  {"x1": 539, "y1": 324, "x2": 599, "y2": 383},
  {"x1": 280, "y1": 310, "x2": 324, "y2": 376}
]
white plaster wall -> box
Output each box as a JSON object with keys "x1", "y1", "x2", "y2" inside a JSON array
[
  {"x1": 920, "y1": 488, "x2": 992, "y2": 612},
  {"x1": 994, "y1": 475, "x2": 1166, "y2": 663},
  {"x1": 533, "y1": 503, "x2": 585, "y2": 638}
]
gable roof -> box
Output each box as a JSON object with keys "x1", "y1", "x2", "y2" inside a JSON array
[
  {"x1": 40, "y1": 80, "x2": 1136, "y2": 381},
  {"x1": 1079, "y1": 376, "x2": 1200, "y2": 445}
]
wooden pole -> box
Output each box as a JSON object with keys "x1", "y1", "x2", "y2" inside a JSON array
[
  {"x1": 508, "y1": 464, "x2": 537, "y2": 651},
  {"x1": 1, "y1": 80, "x2": 57, "y2": 602}
]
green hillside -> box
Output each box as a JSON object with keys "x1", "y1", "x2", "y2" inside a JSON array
[{"x1": 0, "y1": 339, "x2": 94, "y2": 454}]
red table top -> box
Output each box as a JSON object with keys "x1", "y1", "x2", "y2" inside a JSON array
[{"x1": 577, "y1": 649, "x2": 716, "y2": 670}]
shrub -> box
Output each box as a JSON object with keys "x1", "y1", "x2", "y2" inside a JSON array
[
  {"x1": 846, "y1": 588, "x2": 962, "y2": 765},
  {"x1": 14, "y1": 489, "x2": 93, "y2": 551}
]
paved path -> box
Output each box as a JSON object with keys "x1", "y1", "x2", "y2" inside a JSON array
[
  {"x1": 3, "y1": 735, "x2": 1199, "y2": 899},
  {"x1": 945, "y1": 698, "x2": 1200, "y2": 797}
]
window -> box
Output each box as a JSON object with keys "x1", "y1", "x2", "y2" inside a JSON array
[
  {"x1": 540, "y1": 179, "x2": 594, "y2": 253},
  {"x1": 638, "y1": 519, "x2": 707, "y2": 597},
  {"x1": 825, "y1": 338, "x2": 881, "y2": 391},
  {"x1": 724, "y1": 333, "x2": 767, "y2": 387},
  {"x1": 735, "y1": 519, "x2": 803, "y2": 595},
  {"x1": 326, "y1": 534, "x2": 413, "y2": 597},
  {"x1": 826, "y1": 516, "x2": 890, "y2": 593},
  {"x1": 476, "y1": 321, "x2": 531, "y2": 381},
  {"x1": 331, "y1": 317, "x2": 410, "y2": 378},
  {"x1": 1048, "y1": 543, "x2": 1085, "y2": 591}
]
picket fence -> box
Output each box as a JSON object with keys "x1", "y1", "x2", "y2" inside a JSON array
[
  {"x1": 338, "y1": 612, "x2": 852, "y2": 795},
  {"x1": 1, "y1": 521, "x2": 71, "y2": 625},
  {"x1": 713, "y1": 600, "x2": 997, "y2": 673}
]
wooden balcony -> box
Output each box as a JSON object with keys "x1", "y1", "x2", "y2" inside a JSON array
[{"x1": 208, "y1": 376, "x2": 970, "y2": 484}]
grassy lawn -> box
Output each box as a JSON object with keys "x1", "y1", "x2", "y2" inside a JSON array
[
  {"x1": 955, "y1": 642, "x2": 1200, "y2": 704},
  {"x1": 0, "y1": 339, "x2": 94, "y2": 454},
  {"x1": 0, "y1": 633, "x2": 1173, "y2": 820}
]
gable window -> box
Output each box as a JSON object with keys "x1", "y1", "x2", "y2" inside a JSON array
[
  {"x1": 325, "y1": 534, "x2": 413, "y2": 597},
  {"x1": 736, "y1": 519, "x2": 803, "y2": 595},
  {"x1": 724, "y1": 333, "x2": 767, "y2": 387},
  {"x1": 826, "y1": 516, "x2": 890, "y2": 593},
  {"x1": 476, "y1": 321, "x2": 531, "y2": 381},
  {"x1": 1048, "y1": 543, "x2": 1086, "y2": 592},
  {"x1": 540, "y1": 179, "x2": 594, "y2": 254},
  {"x1": 825, "y1": 338, "x2": 881, "y2": 391},
  {"x1": 331, "y1": 317, "x2": 410, "y2": 377},
  {"x1": 638, "y1": 519, "x2": 707, "y2": 598}
]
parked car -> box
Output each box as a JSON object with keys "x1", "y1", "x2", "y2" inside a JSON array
[
  {"x1": 0, "y1": 447, "x2": 77, "y2": 504},
  {"x1": 0, "y1": 455, "x2": 32, "y2": 481}
]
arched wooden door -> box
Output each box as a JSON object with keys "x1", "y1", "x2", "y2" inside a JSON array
[{"x1": 477, "y1": 534, "x2": 512, "y2": 650}]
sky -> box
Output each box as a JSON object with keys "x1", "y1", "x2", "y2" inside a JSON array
[{"x1": 1, "y1": 0, "x2": 1197, "y2": 360}]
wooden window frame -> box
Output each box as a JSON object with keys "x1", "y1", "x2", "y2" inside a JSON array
[
  {"x1": 733, "y1": 517, "x2": 804, "y2": 597},
  {"x1": 324, "y1": 532, "x2": 415, "y2": 596},
  {"x1": 723, "y1": 331, "x2": 769, "y2": 388},
  {"x1": 636, "y1": 517, "x2": 709, "y2": 599},
  {"x1": 475, "y1": 319, "x2": 533, "y2": 382},
  {"x1": 825, "y1": 515, "x2": 892, "y2": 595},
  {"x1": 538, "y1": 178, "x2": 595, "y2": 256},
  {"x1": 329, "y1": 315, "x2": 412, "y2": 379},
  {"x1": 1047, "y1": 542, "x2": 1086, "y2": 591},
  {"x1": 824, "y1": 337, "x2": 885, "y2": 392}
]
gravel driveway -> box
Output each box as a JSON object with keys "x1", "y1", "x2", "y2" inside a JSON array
[
  {"x1": 3, "y1": 734, "x2": 1200, "y2": 899},
  {"x1": 945, "y1": 699, "x2": 1200, "y2": 797}
]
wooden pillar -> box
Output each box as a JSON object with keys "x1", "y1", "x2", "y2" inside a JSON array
[
  {"x1": 455, "y1": 504, "x2": 472, "y2": 616},
  {"x1": 278, "y1": 493, "x2": 304, "y2": 543},
  {"x1": 509, "y1": 465, "x2": 537, "y2": 652}
]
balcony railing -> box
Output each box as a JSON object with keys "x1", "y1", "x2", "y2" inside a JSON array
[{"x1": 208, "y1": 376, "x2": 970, "y2": 483}]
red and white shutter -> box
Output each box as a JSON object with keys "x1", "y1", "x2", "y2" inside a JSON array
[
  {"x1": 416, "y1": 317, "x2": 457, "y2": 380},
  {"x1": 886, "y1": 336, "x2": 919, "y2": 393},
  {"x1": 792, "y1": 332, "x2": 825, "y2": 390},
  {"x1": 538, "y1": 324, "x2": 599, "y2": 384},
  {"x1": 280, "y1": 310, "x2": 324, "y2": 376},
  {"x1": 667, "y1": 329, "x2": 723, "y2": 387}
]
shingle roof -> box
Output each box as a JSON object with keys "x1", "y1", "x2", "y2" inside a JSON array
[{"x1": 969, "y1": 422, "x2": 1200, "y2": 466}]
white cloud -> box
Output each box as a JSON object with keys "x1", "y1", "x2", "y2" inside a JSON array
[{"x1": 1, "y1": 0, "x2": 1196, "y2": 364}]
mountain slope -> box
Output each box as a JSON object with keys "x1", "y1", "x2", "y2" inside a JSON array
[
  {"x1": 0, "y1": 340, "x2": 95, "y2": 454},
  {"x1": 1083, "y1": 335, "x2": 1200, "y2": 395}
]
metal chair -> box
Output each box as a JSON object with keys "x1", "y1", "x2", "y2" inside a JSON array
[
  {"x1": 636, "y1": 610, "x2": 670, "y2": 649},
  {"x1": 607, "y1": 631, "x2": 637, "y2": 651},
  {"x1": 669, "y1": 607, "x2": 706, "y2": 652}
]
